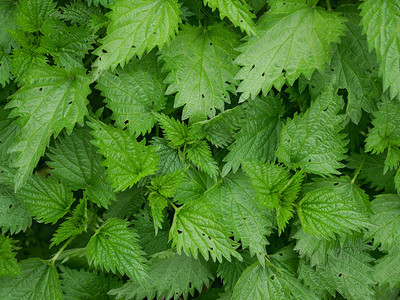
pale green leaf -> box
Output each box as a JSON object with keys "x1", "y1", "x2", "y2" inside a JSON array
[
  {"x1": 96, "y1": 53, "x2": 166, "y2": 136},
  {"x1": 86, "y1": 218, "x2": 147, "y2": 280},
  {"x1": 276, "y1": 88, "x2": 348, "y2": 176},
  {"x1": 88, "y1": 120, "x2": 159, "y2": 192},
  {"x1": 235, "y1": 0, "x2": 346, "y2": 101},
  {"x1": 16, "y1": 173, "x2": 75, "y2": 224},
  {"x1": 92, "y1": 0, "x2": 181, "y2": 73},
  {"x1": 6, "y1": 64, "x2": 91, "y2": 190},
  {"x1": 203, "y1": 0, "x2": 257, "y2": 35},
  {"x1": 0, "y1": 235, "x2": 21, "y2": 278},
  {"x1": 0, "y1": 258, "x2": 62, "y2": 300},
  {"x1": 160, "y1": 23, "x2": 240, "y2": 121}
]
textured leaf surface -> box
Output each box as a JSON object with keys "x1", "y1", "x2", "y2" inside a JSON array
[
  {"x1": 374, "y1": 245, "x2": 400, "y2": 289},
  {"x1": 170, "y1": 198, "x2": 242, "y2": 262},
  {"x1": 109, "y1": 250, "x2": 213, "y2": 300},
  {"x1": 160, "y1": 23, "x2": 240, "y2": 121},
  {"x1": 16, "y1": 174, "x2": 75, "y2": 224},
  {"x1": 0, "y1": 235, "x2": 21, "y2": 278},
  {"x1": 298, "y1": 188, "x2": 369, "y2": 239},
  {"x1": 86, "y1": 218, "x2": 147, "y2": 280},
  {"x1": 89, "y1": 120, "x2": 159, "y2": 192},
  {"x1": 96, "y1": 53, "x2": 166, "y2": 136},
  {"x1": 276, "y1": 88, "x2": 347, "y2": 176},
  {"x1": 60, "y1": 266, "x2": 122, "y2": 300},
  {"x1": 16, "y1": 0, "x2": 57, "y2": 33},
  {"x1": 185, "y1": 141, "x2": 218, "y2": 178},
  {"x1": 6, "y1": 65, "x2": 90, "y2": 190},
  {"x1": 235, "y1": 0, "x2": 346, "y2": 101},
  {"x1": 360, "y1": 0, "x2": 400, "y2": 98},
  {"x1": 0, "y1": 258, "x2": 62, "y2": 300},
  {"x1": 222, "y1": 94, "x2": 284, "y2": 175},
  {"x1": 92, "y1": 0, "x2": 181, "y2": 73},
  {"x1": 0, "y1": 189, "x2": 31, "y2": 234},
  {"x1": 204, "y1": 0, "x2": 256, "y2": 35}
]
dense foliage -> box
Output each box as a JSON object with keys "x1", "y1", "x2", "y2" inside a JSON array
[{"x1": 1, "y1": 0, "x2": 400, "y2": 299}]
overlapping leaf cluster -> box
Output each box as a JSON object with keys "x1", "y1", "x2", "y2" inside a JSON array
[{"x1": 0, "y1": 0, "x2": 400, "y2": 299}]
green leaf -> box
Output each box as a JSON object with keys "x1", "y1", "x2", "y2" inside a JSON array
[
  {"x1": 104, "y1": 188, "x2": 146, "y2": 220},
  {"x1": 16, "y1": 0, "x2": 57, "y2": 33},
  {"x1": 213, "y1": 172, "x2": 273, "y2": 265},
  {"x1": 157, "y1": 114, "x2": 190, "y2": 148},
  {"x1": 86, "y1": 218, "x2": 147, "y2": 280},
  {"x1": 92, "y1": 0, "x2": 181, "y2": 73},
  {"x1": 169, "y1": 197, "x2": 242, "y2": 263},
  {"x1": 368, "y1": 194, "x2": 400, "y2": 252},
  {"x1": 151, "y1": 138, "x2": 186, "y2": 175},
  {"x1": 235, "y1": 0, "x2": 346, "y2": 101},
  {"x1": 360, "y1": 0, "x2": 400, "y2": 98},
  {"x1": 96, "y1": 52, "x2": 166, "y2": 136},
  {"x1": 16, "y1": 173, "x2": 75, "y2": 224},
  {"x1": 109, "y1": 250, "x2": 214, "y2": 300},
  {"x1": 365, "y1": 98, "x2": 400, "y2": 171},
  {"x1": 374, "y1": 245, "x2": 400, "y2": 289},
  {"x1": 0, "y1": 0, "x2": 18, "y2": 52},
  {"x1": 147, "y1": 193, "x2": 168, "y2": 235},
  {"x1": 306, "y1": 4, "x2": 380, "y2": 124},
  {"x1": 222, "y1": 94, "x2": 284, "y2": 175},
  {"x1": 59, "y1": 266, "x2": 122, "y2": 300},
  {"x1": 47, "y1": 125, "x2": 115, "y2": 208},
  {"x1": 276, "y1": 88, "x2": 348, "y2": 176},
  {"x1": 160, "y1": 23, "x2": 240, "y2": 121},
  {"x1": 6, "y1": 64, "x2": 91, "y2": 190},
  {"x1": 0, "y1": 189, "x2": 31, "y2": 234},
  {"x1": 174, "y1": 170, "x2": 215, "y2": 205},
  {"x1": 203, "y1": 0, "x2": 257, "y2": 35},
  {"x1": 0, "y1": 235, "x2": 21, "y2": 278},
  {"x1": 88, "y1": 120, "x2": 159, "y2": 192},
  {"x1": 297, "y1": 188, "x2": 370, "y2": 239},
  {"x1": 0, "y1": 258, "x2": 63, "y2": 300},
  {"x1": 185, "y1": 141, "x2": 218, "y2": 178},
  {"x1": 232, "y1": 262, "x2": 319, "y2": 300},
  {"x1": 51, "y1": 198, "x2": 88, "y2": 247},
  {"x1": 0, "y1": 51, "x2": 12, "y2": 87}
]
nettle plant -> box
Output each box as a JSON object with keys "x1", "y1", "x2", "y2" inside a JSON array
[{"x1": 1, "y1": 0, "x2": 400, "y2": 299}]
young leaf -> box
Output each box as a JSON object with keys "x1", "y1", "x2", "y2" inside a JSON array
[
  {"x1": 0, "y1": 258, "x2": 63, "y2": 300},
  {"x1": 360, "y1": 0, "x2": 400, "y2": 98},
  {"x1": 151, "y1": 137, "x2": 186, "y2": 175},
  {"x1": 169, "y1": 198, "x2": 242, "y2": 263},
  {"x1": 6, "y1": 64, "x2": 91, "y2": 190},
  {"x1": 185, "y1": 141, "x2": 218, "y2": 178},
  {"x1": 92, "y1": 0, "x2": 181, "y2": 73},
  {"x1": 235, "y1": 0, "x2": 346, "y2": 101},
  {"x1": 88, "y1": 120, "x2": 159, "y2": 192},
  {"x1": 86, "y1": 218, "x2": 148, "y2": 280},
  {"x1": 276, "y1": 88, "x2": 348, "y2": 176},
  {"x1": 160, "y1": 23, "x2": 240, "y2": 121},
  {"x1": 96, "y1": 53, "x2": 166, "y2": 136},
  {"x1": 0, "y1": 235, "x2": 21, "y2": 278},
  {"x1": 47, "y1": 125, "x2": 115, "y2": 208},
  {"x1": 16, "y1": 173, "x2": 75, "y2": 224},
  {"x1": 297, "y1": 188, "x2": 369, "y2": 239},
  {"x1": 157, "y1": 114, "x2": 190, "y2": 148},
  {"x1": 109, "y1": 250, "x2": 214, "y2": 300},
  {"x1": 222, "y1": 94, "x2": 284, "y2": 175},
  {"x1": 203, "y1": 0, "x2": 257, "y2": 35}
]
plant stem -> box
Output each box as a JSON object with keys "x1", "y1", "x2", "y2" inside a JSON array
[
  {"x1": 168, "y1": 199, "x2": 178, "y2": 210},
  {"x1": 49, "y1": 236, "x2": 75, "y2": 265},
  {"x1": 326, "y1": 0, "x2": 332, "y2": 10},
  {"x1": 351, "y1": 154, "x2": 366, "y2": 184}
]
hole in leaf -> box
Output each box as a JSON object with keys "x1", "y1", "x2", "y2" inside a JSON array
[
  {"x1": 68, "y1": 101, "x2": 72, "y2": 105},
  {"x1": 177, "y1": 230, "x2": 183, "y2": 234},
  {"x1": 279, "y1": 252, "x2": 283, "y2": 256},
  {"x1": 124, "y1": 120, "x2": 129, "y2": 124},
  {"x1": 39, "y1": 88, "x2": 43, "y2": 91},
  {"x1": 105, "y1": 234, "x2": 110, "y2": 239},
  {"x1": 201, "y1": 94, "x2": 205, "y2": 98},
  {"x1": 262, "y1": 72, "x2": 265, "y2": 77},
  {"x1": 209, "y1": 42, "x2": 213, "y2": 46},
  {"x1": 270, "y1": 275, "x2": 275, "y2": 281},
  {"x1": 338, "y1": 273, "x2": 343, "y2": 277},
  {"x1": 102, "y1": 49, "x2": 107, "y2": 54},
  {"x1": 8, "y1": 204, "x2": 12, "y2": 209}
]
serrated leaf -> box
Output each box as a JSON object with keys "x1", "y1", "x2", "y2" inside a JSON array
[
  {"x1": 368, "y1": 194, "x2": 400, "y2": 252},
  {"x1": 88, "y1": 120, "x2": 159, "y2": 192},
  {"x1": 151, "y1": 138, "x2": 186, "y2": 175},
  {"x1": 60, "y1": 1, "x2": 102, "y2": 26},
  {"x1": 298, "y1": 188, "x2": 370, "y2": 239},
  {"x1": 0, "y1": 258, "x2": 62, "y2": 300},
  {"x1": 86, "y1": 218, "x2": 147, "y2": 280},
  {"x1": 47, "y1": 125, "x2": 115, "y2": 208},
  {"x1": 169, "y1": 198, "x2": 242, "y2": 263},
  {"x1": 360, "y1": 0, "x2": 400, "y2": 98},
  {"x1": 92, "y1": 0, "x2": 181, "y2": 73},
  {"x1": 235, "y1": 0, "x2": 346, "y2": 101},
  {"x1": 185, "y1": 141, "x2": 218, "y2": 178},
  {"x1": 16, "y1": 173, "x2": 75, "y2": 224},
  {"x1": 0, "y1": 235, "x2": 21, "y2": 278},
  {"x1": 222, "y1": 94, "x2": 284, "y2": 175},
  {"x1": 160, "y1": 23, "x2": 240, "y2": 121},
  {"x1": 6, "y1": 64, "x2": 91, "y2": 190},
  {"x1": 147, "y1": 193, "x2": 168, "y2": 234},
  {"x1": 104, "y1": 188, "x2": 146, "y2": 220},
  {"x1": 0, "y1": 1, "x2": 18, "y2": 52},
  {"x1": 16, "y1": 0, "x2": 57, "y2": 33},
  {"x1": 60, "y1": 266, "x2": 122, "y2": 300},
  {"x1": 174, "y1": 170, "x2": 215, "y2": 205},
  {"x1": 109, "y1": 250, "x2": 214, "y2": 300},
  {"x1": 374, "y1": 245, "x2": 400, "y2": 289},
  {"x1": 96, "y1": 53, "x2": 166, "y2": 136},
  {"x1": 0, "y1": 189, "x2": 31, "y2": 235},
  {"x1": 204, "y1": 0, "x2": 256, "y2": 35},
  {"x1": 51, "y1": 198, "x2": 88, "y2": 247},
  {"x1": 232, "y1": 262, "x2": 319, "y2": 300},
  {"x1": 157, "y1": 114, "x2": 190, "y2": 148},
  {"x1": 276, "y1": 88, "x2": 348, "y2": 176},
  {"x1": 0, "y1": 51, "x2": 12, "y2": 87}
]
